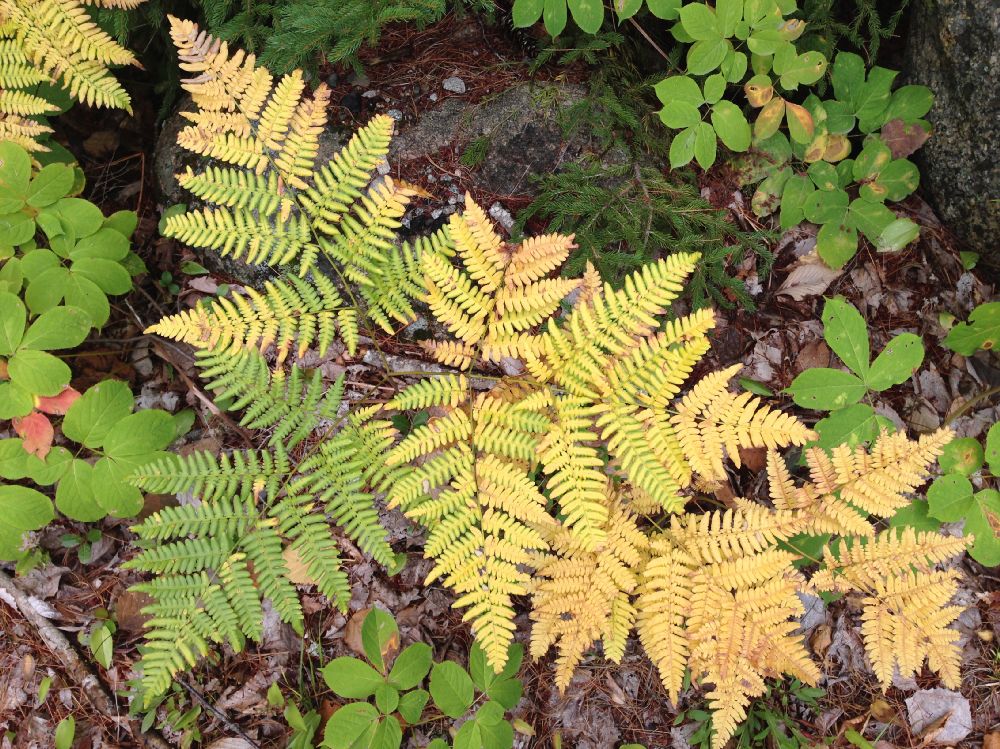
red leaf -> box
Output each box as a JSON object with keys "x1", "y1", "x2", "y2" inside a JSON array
[
  {"x1": 13, "y1": 412, "x2": 54, "y2": 459},
  {"x1": 35, "y1": 386, "x2": 81, "y2": 415}
]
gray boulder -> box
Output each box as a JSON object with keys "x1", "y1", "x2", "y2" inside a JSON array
[
  {"x1": 904, "y1": 0, "x2": 1000, "y2": 273},
  {"x1": 389, "y1": 82, "x2": 623, "y2": 196}
]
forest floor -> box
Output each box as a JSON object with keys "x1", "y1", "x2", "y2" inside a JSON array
[{"x1": 2, "y1": 12, "x2": 1000, "y2": 749}]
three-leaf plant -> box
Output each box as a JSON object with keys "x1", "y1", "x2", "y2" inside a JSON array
[
  {"x1": 319, "y1": 608, "x2": 522, "y2": 749},
  {"x1": 923, "y1": 427, "x2": 1000, "y2": 566},
  {"x1": 786, "y1": 296, "x2": 923, "y2": 450},
  {"x1": 944, "y1": 301, "x2": 1000, "y2": 356}
]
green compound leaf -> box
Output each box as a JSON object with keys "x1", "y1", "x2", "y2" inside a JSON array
[
  {"x1": 62, "y1": 380, "x2": 134, "y2": 449},
  {"x1": 647, "y1": 0, "x2": 681, "y2": 19},
  {"x1": 613, "y1": 0, "x2": 642, "y2": 20},
  {"x1": 0, "y1": 485, "x2": 54, "y2": 560},
  {"x1": 693, "y1": 121, "x2": 717, "y2": 169},
  {"x1": 778, "y1": 174, "x2": 814, "y2": 230},
  {"x1": 876, "y1": 218, "x2": 920, "y2": 253},
  {"x1": 889, "y1": 500, "x2": 941, "y2": 533},
  {"x1": 388, "y1": 642, "x2": 432, "y2": 690},
  {"x1": 0, "y1": 292, "x2": 26, "y2": 355},
  {"x1": 815, "y1": 221, "x2": 858, "y2": 270},
  {"x1": 927, "y1": 476, "x2": 1000, "y2": 566},
  {"x1": 543, "y1": 0, "x2": 568, "y2": 36},
  {"x1": 20, "y1": 306, "x2": 91, "y2": 351},
  {"x1": 362, "y1": 607, "x2": 400, "y2": 673},
  {"x1": 55, "y1": 458, "x2": 103, "y2": 522},
  {"x1": 986, "y1": 422, "x2": 1000, "y2": 476},
  {"x1": 430, "y1": 660, "x2": 475, "y2": 718},
  {"x1": 374, "y1": 683, "x2": 399, "y2": 715},
  {"x1": 866, "y1": 333, "x2": 923, "y2": 391},
  {"x1": 511, "y1": 0, "x2": 543, "y2": 26},
  {"x1": 669, "y1": 125, "x2": 698, "y2": 169},
  {"x1": 687, "y1": 37, "x2": 729, "y2": 75},
  {"x1": 0, "y1": 140, "x2": 32, "y2": 196},
  {"x1": 103, "y1": 410, "x2": 176, "y2": 458},
  {"x1": 27, "y1": 164, "x2": 75, "y2": 208},
  {"x1": 710, "y1": 100, "x2": 751, "y2": 151},
  {"x1": 883, "y1": 85, "x2": 933, "y2": 123},
  {"x1": 786, "y1": 368, "x2": 865, "y2": 410},
  {"x1": 654, "y1": 74, "x2": 704, "y2": 106},
  {"x1": 8, "y1": 349, "x2": 71, "y2": 397},
  {"x1": 944, "y1": 302, "x2": 1000, "y2": 355},
  {"x1": 813, "y1": 404, "x2": 884, "y2": 451},
  {"x1": 322, "y1": 657, "x2": 385, "y2": 699},
  {"x1": 822, "y1": 297, "x2": 869, "y2": 377},
  {"x1": 678, "y1": 2, "x2": 719, "y2": 39},
  {"x1": 397, "y1": 689, "x2": 429, "y2": 724}
]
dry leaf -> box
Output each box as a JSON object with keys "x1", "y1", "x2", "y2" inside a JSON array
[
  {"x1": 205, "y1": 740, "x2": 255, "y2": 749},
  {"x1": 343, "y1": 607, "x2": 371, "y2": 657},
  {"x1": 35, "y1": 387, "x2": 81, "y2": 415},
  {"x1": 778, "y1": 252, "x2": 843, "y2": 300},
  {"x1": 796, "y1": 340, "x2": 830, "y2": 373},
  {"x1": 282, "y1": 547, "x2": 317, "y2": 586},
  {"x1": 881, "y1": 119, "x2": 931, "y2": 159},
  {"x1": 809, "y1": 624, "x2": 832, "y2": 657},
  {"x1": 869, "y1": 698, "x2": 896, "y2": 723},
  {"x1": 13, "y1": 412, "x2": 54, "y2": 459},
  {"x1": 983, "y1": 732, "x2": 1000, "y2": 749}
]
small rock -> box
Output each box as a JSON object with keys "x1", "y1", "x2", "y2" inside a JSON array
[
  {"x1": 362, "y1": 89, "x2": 379, "y2": 99},
  {"x1": 325, "y1": 72, "x2": 339, "y2": 87},
  {"x1": 386, "y1": 108, "x2": 403, "y2": 121},
  {"x1": 904, "y1": 688, "x2": 972, "y2": 744},
  {"x1": 348, "y1": 71, "x2": 370, "y2": 87},
  {"x1": 429, "y1": 92, "x2": 438, "y2": 102},
  {"x1": 340, "y1": 91, "x2": 362, "y2": 116},
  {"x1": 376, "y1": 159, "x2": 391, "y2": 176},
  {"x1": 488, "y1": 202, "x2": 514, "y2": 231},
  {"x1": 442, "y1": 76, "x2": 466, "y2": 94}
]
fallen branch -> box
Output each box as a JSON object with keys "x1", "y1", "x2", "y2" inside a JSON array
[{"x1": 0, "y1": 568, "x2": 172, "y2": 749}]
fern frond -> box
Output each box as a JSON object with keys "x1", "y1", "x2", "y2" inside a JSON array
[
  {"x1": 530, "y1": 487, "x2": 646, "y2": 690},
  {"x1": 197, "y1": 349, "x2": 344, "y2": 448},
  {"x1": 147, "y1": 274, "x2": 349, "y2": 360},
  {"x1": 0, "y1": 89, "x2": 57, "y2": 115},
  {"x1": 2, "y1": 0, "x2": 140, "y2": 111},
  {"x1": 0, "y1": 113, "x2": 52, "y2": 151},
  {"x1": 130, "y1": 448, "x2": 290, "y2": 503}
]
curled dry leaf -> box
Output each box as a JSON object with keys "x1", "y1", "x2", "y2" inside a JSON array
[
  {"x1": 778, "y1": 251, "x2": 843, "y2": 300},
  {"x1": 35, "y1": 387, "x2": 81, "y2": 415}
]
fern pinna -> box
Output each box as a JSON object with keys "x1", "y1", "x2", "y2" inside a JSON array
[
  {"x1": 0, "y1": 0, "x2": 144, "y2": 149},
  {"x1": 133, "y1": 19, "x2": 972, "y2": 747}
]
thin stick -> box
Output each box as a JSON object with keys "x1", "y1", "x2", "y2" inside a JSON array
[{"x1": 0, "y1": 569, "x2": 172, "y2": 749}]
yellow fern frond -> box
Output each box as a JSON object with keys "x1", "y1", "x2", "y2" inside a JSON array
[
  {"x1": 637, "y1": 540, "x2": 694, "y2": 702},
  {"x1": 0, "y1": 112, "x2": 51, "y2": 151},
  {"x1": 145, "y1": 274, "x2": 349, "y2": 360},
  {"x1": 804, "y1": 428, "x2": 952, "y2": 517},
  {"x1": 811, "y1": 526, "x2": 969, "y2": 593},
  {"x1": 0, "y1": 88, "x2": 57, "y2": 115},
  {"x1": 531, "y1": 488, "x2": 646, "y2": 690}
]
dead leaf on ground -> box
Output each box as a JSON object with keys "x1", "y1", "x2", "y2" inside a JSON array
[
  {"x1": 283, "y1": 547, "x2": 318, "y2": 586},
  {"x1": 13, "y1": 412, "x2": 54, "y2": 459},
  {"x1": 869, "y1": 698, "x2": 896, "y2": 724},
  {"x1": 810, "y1": 624, "x2": 832, "y2": 658},
  {"x1": 114, "y1": 590, "x2": 154, "y2": 634},
  {"x1": 343, "y1": 607, "x2": 371, "y2": 657},
  {"x1": 778, "y1": 252, "x2": 843, "y2": 301},
  {"x1": 205, "y1": 739, "x2": 255, "y2": 749},
  {"x1": 82, "y1": 130, "x2": 120, "y2": 159},
  {"x1": 984, "y1": 732, "x2": 1000, "y2": 749},
  {"x1": 795, "y1": 340, "x2": 830, "y2": 374}
]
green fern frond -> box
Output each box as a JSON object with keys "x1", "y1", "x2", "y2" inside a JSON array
[{"x1": 130, "y1": 448, "x2": 290, "y2": 503}]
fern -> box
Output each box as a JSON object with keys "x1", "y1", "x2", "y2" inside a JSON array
[
  {"x1": 382, "y1": 197, "x2": 812, "y2": 675},
  {"x1": 0, "y1": 0, "x2": 143, "y2": 113}
]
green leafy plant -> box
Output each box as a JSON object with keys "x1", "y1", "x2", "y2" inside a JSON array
[
  {"x1": 644, "y1": 0, "x2": 930, "y2": 268},
  {"x1": 745, "y1": 51, "x2": 930, "y2": 268},
  {"x1": 945, "y1": 302, "x2": 1000, "y2": 355},
  {"x1": 512, "y1": 0, "x2": 687, "y2": 37},
  {"x1": 786, "y1": 296, "x2": 923, "y2": 449},
  {"x1": 0, "y1": 140, "x2": 180, "y2": 559},
  {"x1": 677, "y1": 679, "x2": 825, "y2": 749},
  {"x1": 921, "y1": 426, "x2": 1000, "y2": 566},
  {"x1": 317, "y1": 608, "x2": 523, "y2": 749}
]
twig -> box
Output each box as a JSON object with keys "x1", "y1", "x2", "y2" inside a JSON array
[
  {"x1": 179, "y1": 680, "x2": 262, "y2": 748},
  {"x1": 0, "y1": 568, "x2": 172, "y2": 749}
]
